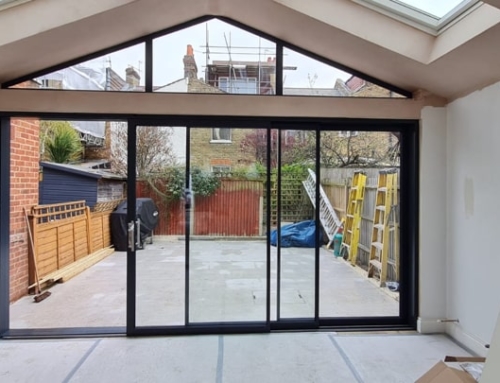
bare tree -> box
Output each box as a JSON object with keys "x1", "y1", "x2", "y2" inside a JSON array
[
  {"x1": 318, "y1": 131, "x2": 399, "y2": 167},
  {"x1": 240, "y1": 129, "x2": 310, "y2": 166},
  {"x1": 241, "y1": 129, "x2": 399, "y2": 168},
  {"x1": 110, "y1": 122, "x2": 177, "y2": 177}
]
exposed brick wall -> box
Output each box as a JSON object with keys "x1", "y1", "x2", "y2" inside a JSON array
[
  {"x1": 9, "y1": 117, "x2": 40, "y2": 302},
  {"x1": 84, "y1": 121, "x2": 111, "y2": 161},
  {"x1": 345, "y1": 76, "x2": 365, "y2": 92},
  {"x1": 190, "y1": 128, "x2": 255, "y2": 171},
  {"x1": 187, "y1": 78, "x2": 256, "y2": 170}
]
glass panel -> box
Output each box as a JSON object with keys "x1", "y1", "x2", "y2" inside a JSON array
[
  {"x1": 283, "y1": 47, "x2": 405, "y2": 98},
  {"x1": 188, "y1": 127, "x2": 267, "y2": 323},
  {"x1": 276, "y1": 129, "x2": 316, "y2": 319},
  {"x1": 395, "y1": 0, "x2": 468, "y2": 18},
  {"x1": 135, "y1": 125, "x2": 186, "y2": 326},
  {"x1": 15, "y1": 44, "x2": 145, "y2": 91},
  {"x1": 153, "y1": 19, "x2": 276, "y2": 95},
  {"x1": 9, "y1": 119, "x2": 127, "y2": 329},
  {"x1": 319, "y1": 130, "x2": 400, "y2": 318},
  {"x1": 359, "y1": 0, "x2": 481, "y2": 30}
]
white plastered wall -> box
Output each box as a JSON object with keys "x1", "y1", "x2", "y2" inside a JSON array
[
  {"x1": 444, "y1": 81, "x2": 500, "y2": 356},
  {"x1": 418, "y1": 106, "x2": 448, "y2": 334}
]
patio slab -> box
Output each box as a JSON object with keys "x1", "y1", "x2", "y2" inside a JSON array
[{"x1": 9, "y1": 239, "x2": 398, "y2": 329}]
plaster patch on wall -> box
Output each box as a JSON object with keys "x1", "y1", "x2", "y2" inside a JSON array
[{"x1": 464, "y1": 177, "x2": 474, "y2": 218}]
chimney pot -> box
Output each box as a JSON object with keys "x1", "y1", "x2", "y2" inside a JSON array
[
  {"x1": 125, "y1": 67, "x2": 140, "y2": 87},
  {"x1": 183, "y1": 44, "x2": 198, "y2": 80}
]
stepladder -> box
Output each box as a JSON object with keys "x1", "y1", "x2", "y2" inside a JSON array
[
  {"x1": 302, "y1": 168, "x2": 342, "y2": 246},
  {"x1": 341, "y1": 171, "x2": 367, "y2": 266},
  {"x1": 367, "y1": 169, "x2": 399, "y2": 286}
]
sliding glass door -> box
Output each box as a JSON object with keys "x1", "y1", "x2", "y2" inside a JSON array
[{"x1": 126, "y1": 119, "x2": 416, "y2": 335}]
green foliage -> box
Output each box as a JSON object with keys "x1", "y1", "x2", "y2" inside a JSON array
[
  {"x1": 41, "y1": 121, "x2": 82, "y2": 163},
  {"x1": 278, "y1": 163, "x2": 310, "y2": 177},
  {"x1": 146, "y1": 167, "x2": 220, "y2": 203},
  {"x1": 191, "y1": 168, "x2": 220, "y2": 197}
]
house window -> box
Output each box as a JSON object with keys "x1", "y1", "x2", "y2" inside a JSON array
[
  {"x1": 212, "y1": 165, "x2": 232, "y2": 173},
  {"x1": 212, "y1": 128, "x2": 231, "y2": 142},
  {"x1": 338, "y1": 131, "x2": 359, "y2": 138},
  {"x1": 218, "y1": 77, "x2": 258, "y2": 94}
]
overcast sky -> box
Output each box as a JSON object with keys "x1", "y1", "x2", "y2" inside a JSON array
[
  {"x1": 78, "y1": 1, "x2": 466, "y2": 89},
  {"x1": 82, "y1": 19, "x2": 352, "y2": 90},
  {"x1": 397, "y1": 0, "x2": 465, "y2": 17}
]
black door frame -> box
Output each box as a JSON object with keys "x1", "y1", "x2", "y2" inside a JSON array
[
  {"x1": 0, "y1": 114, "x2": 418, "y2": 338},
  {"x1": 127, "y1": 119, "x2": 273, "y2": 336}
]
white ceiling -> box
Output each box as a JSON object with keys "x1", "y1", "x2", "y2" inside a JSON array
[{"x1": 1, "y1": 0, "x2": 500, "y2": 101}]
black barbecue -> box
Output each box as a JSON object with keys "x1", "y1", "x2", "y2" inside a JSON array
[{"x1": 110, "y1": 198, "x2": 159, "y2": 251}]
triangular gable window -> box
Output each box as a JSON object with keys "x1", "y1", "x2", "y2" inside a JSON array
[
  {"x1": 5, "y1": 17, "x2": 410, "y2": 98},
  {"x1": 11, "y1": 43, "x2": 146, "y2": 92}
]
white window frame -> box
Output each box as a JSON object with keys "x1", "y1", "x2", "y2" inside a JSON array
[
  {"x1": 211, "y1": 165, "x2": 232, "y2": 173},
  {"x1": 211, "y1": 128, "x2": 232, "y2": 143},
  {"x1": 0, "y1": 0, "x2": 33, "y2": 11},
  {"x1": 352, "y1": 0, "x2": 482, "y2": 34},
  {"x1": 338, "y1": 131, "x2": 359, "y2": 138},
  {"x1": 218, "y1": 76, "x2": 258, "y2": 95}
]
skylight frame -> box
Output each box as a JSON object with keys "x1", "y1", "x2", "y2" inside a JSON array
[
  {"x1": 0, "y1": 0, "x2": 34, "y2": 12},
  {"x1": 354, "y1": 0, "x2": 482, "y2": 34}
]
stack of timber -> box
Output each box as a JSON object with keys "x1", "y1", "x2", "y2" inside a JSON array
[{"x1": 28, "y1": 247, "x2": 114, "y2": 289}]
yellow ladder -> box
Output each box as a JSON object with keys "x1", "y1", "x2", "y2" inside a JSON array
[
  {"x1": 341, "y1": 171, "x2": 367, "y2": 266},
  {"x1": 367, "y1": 169, "x2": 399, "y2": 286}
]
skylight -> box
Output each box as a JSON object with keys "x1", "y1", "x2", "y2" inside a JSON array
[
  {"x1": 395, "y1": 0, "x2": 470, "y2": 19},
  {"x1": 0, "y1": 0, "x2": 33, "y2": 11},
  {"x1": 355, "y1": 0, "x2": 482, "y2": 33}
]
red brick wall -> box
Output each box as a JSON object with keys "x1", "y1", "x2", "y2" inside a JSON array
[{"x1": 9, "y1": 117, "x2": 40, "y2": 302}]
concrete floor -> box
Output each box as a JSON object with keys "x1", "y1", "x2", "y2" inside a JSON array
[
  {"x1": 10, "y1": 239, "x2": 398, "y2": 329},
  {"x1": 0, "y1": 332, "x2": 472, "y2": 383}
]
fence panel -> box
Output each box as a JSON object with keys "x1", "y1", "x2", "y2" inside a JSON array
[
  {"x1": 137, "y1": 179, "x2": 263, "y2": 236},
  {"x1": 136, "y1": 181, "x2": 185, "y2": 235},
  {"x1": 31, "y1": 201, "x2": 88, "y2": 278},
  {"x1": 321, "y1": 168, "x2": 400, "y2": 282},
  {"x1": 30, "y1": 201, "x2": 113, "y2": 283},
  {"x1": 322, "y1": 182, "x2": 347, "y2": 220},
  {"x1": 194, "y1": 179, "x2": 263, "y2": 236}
]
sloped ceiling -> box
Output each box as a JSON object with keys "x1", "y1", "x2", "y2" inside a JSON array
[{"x1": 1, "y1": 0, "x2": 500, "y2": 100}]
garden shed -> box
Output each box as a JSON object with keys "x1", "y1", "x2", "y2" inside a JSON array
[{"x1": 39, "y1": 161, "x2": 126, "y2": 209}]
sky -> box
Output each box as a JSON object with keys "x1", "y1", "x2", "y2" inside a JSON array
[
  {"x1": 56, "y1": 2, "x2": 470, "y2": 89},
  {"x1": 396, "y1": 0, "x2": 467, "y2": 18},
  {"x1": 80, "y1": 19, "x2": 352, "y2": 90}
]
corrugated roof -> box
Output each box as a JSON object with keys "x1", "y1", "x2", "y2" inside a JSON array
[{"x1": 40, "y1": 161, "x2": 126, "y2": 180}]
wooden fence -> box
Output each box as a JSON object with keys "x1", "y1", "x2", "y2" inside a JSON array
[
  {"x1": 137, "y1": 179, "x2": 264, "y2": 236},
  {"x1": 29, "y1": 200, "x2": 114, "y2": 286},
  {"x1": 322, "y1": 168, "x2": 400, "y2": 282},
  {"x1": 136, "y1": 169, "x2": 400, "y2": 283}
]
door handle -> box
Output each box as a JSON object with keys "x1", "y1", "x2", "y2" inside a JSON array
[{"x1": 128, "y1": 221, "x2": 135, "y2": 251}]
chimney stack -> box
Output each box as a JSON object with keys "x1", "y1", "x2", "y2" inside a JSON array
[
  {"x1": 183, "y1": 44, "x2": 198, "y2": 80},
  {"x1": 125, "y1": 67, "x2": 140, "y2": 87}
]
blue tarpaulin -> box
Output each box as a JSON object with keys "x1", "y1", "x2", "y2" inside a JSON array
[{"x1": 270, "y1": 220, "x2": 320, "y2": 248}]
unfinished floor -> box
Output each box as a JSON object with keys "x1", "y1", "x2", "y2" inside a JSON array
[
  {"x1": 10, "y1": 239, "x2": 399, "y2": 329},
  {"x1": 0, "y1": 332, "x2": 472, "y2": 383}
]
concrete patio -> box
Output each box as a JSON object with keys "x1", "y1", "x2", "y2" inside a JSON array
[{"x1": 10, "y1": 238, "x2": 398, "y2": 329}]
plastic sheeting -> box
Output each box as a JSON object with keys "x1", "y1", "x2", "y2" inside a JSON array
[{"x1": 270, "y1": 220, "x2": 320, "y2": 248}]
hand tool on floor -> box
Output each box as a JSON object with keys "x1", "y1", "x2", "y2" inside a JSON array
[{"x1": 23, "y1": 207, "x2": 51, "y2": 302}]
